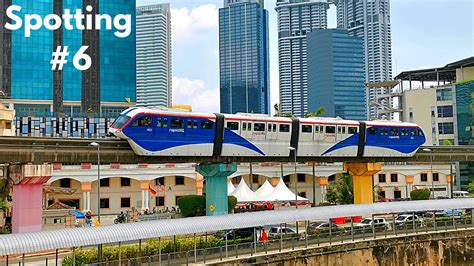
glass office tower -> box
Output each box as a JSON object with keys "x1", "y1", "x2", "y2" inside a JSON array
[
  {"x1": 219, "y1": 0, "x2": 270, "y2": 114},
  {"x1": 307, "y1": 29, "x2": 366, "y2": 120},
  {"x1": 0, "y1": 0, "x2": 136, "y2": 118}
]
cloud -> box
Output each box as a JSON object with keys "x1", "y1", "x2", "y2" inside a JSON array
[
  {"x1": 172, "y1": 76, "x2": 220, "y2": 113},
  {"x1": 171, "y1": 4, "x2": 219, "y2": 41}
]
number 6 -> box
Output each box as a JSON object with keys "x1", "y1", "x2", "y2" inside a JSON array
[{"x1": 73, "y1": 46, "x2": 92, "y2": 71}]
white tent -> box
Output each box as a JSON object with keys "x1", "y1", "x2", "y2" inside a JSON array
[
  {"x1": 263, "y1": 178, "x2": 308, "y2": 202},
  {"x1": 229, "y1": 178, "x2": 256, "y2": 202},
  {"x1": 227, "y1": 180, "x2": 236, "y2": 195},
  {"x1": 254, "y1": 179, "x2": 275, "y2": 199}
]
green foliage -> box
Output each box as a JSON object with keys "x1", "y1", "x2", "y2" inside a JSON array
[
  {"x1": 441, "y1": 139, "x2": 453, "y2": 145},
  {"x1": 0, "y1": 199, "x2": 7, "y2": 213},
  {"x1": 282, "y1": 112, "x2": 294, "y2": 118},
  {"x1": 228, "y1": 196, "x2": 237, "y2": 211},
  {"x1": 177, "y1": 195, "x2": 206, "y2": 218},
  {"x1": 0, "y1": 179, "x2": 11, "y2": 200},
  {"x1": 305, "y1": 107, "x2": 326, "y2": 118},
  {"x1": 410, "y1": 188, "x2": 431, "y2": 200},
  {"x1": 325, "y1": 174, "x2": 353, "y2": 205},
  {"x1": 62, "y1": 236, "x2": 220, "y2": 265},
  {"x1": 468, "y1": 177, "x2": 474, "y2": 195}
]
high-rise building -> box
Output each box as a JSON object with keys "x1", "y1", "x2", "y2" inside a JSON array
[
  {"x1": 307, "y1": 29, "x2": 366, "y2": 120},
  {"x1": 0, "y1": 0, "x2": 136, "y2": 118},
  {"x1": 335, "y1": 0, "x2": 393, "y2": 119},
  {"x1": 136, "y1": 4, "x2": 172, "y2": 108},
  {"x1": 276, "y1": 0, "x2": 330, "y2": 117},
  {"x1": 219, "y1": 0, "x2": 270, "y2": 114}
]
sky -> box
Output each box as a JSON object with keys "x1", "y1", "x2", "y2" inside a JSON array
[{"x1": 136, "y1": 0, "x2": 474, "y2": 114}]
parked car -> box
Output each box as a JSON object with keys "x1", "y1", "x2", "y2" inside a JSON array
[
  {"x1": 355, "y1": 218, "x2": 391, "y2": 231},
  {"x1": 217, "y1": 227, "x2": 262, "y2": 241},
  {"x1": 268, "y1": 226, "x2": 297, "y2": 239},
  {"x1": 394, "y1": 214, "x2": 425, "y2": 227},
  {"x1": 435, "y1": 209, "x2": 462, "y2": 218},
  {"x1": 307, "y1": 222, "x2": 345, "y2": 234}
]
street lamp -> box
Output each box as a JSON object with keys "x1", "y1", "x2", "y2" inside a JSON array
[
  {"x1": 288, "y1": 146, "x2": 298, "y2": 208},
  {"x1": 423, "y1": 148, "x2": 434, "y2": 199},
  {"x1": 89, "y1": 142, "x2": 101, "y2": 223}
]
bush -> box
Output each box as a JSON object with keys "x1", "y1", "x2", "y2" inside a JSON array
[
  {"x1": 228, "y1": 196, "x2": 237, "y2": 211},
  {"x1": 177, "y1": 195, "x2": 206, "y2": 217},
  {"x1": 62, "y1": 236, "x2": 220, "y2": 265},
  {"x1": 410, "y1": 188, "x2": 431, "y2": 200}
]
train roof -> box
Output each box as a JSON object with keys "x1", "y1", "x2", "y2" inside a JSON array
[
  {"x1": 120, "y1": 107, "x2": 216, "y2": 119},
  {"x1": 365, "y1": 120, "x2": 420, "y2": 128}
]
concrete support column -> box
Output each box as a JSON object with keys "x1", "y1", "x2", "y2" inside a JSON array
[
  {"x1": 81, "y1": 183, "x2": 92, "y2": 211},
  {"x1": 9, "y1": 164, "x2": 52, "y2": 234},
  {"x1": 405, "y1": 176, "x2": 414, "y2": 198},
  {"x1": 318, "y1": 177, "x2": 328, "y2": 202},
  {"x1": 140, "y1": 181, "x2": 150, "y2": 211},
  {"x1": 196, "y1": 163, "x2": 237, "y2": 216},
  {"x1": 344, "y1": 163, "x2": 382, "y2": 204}
]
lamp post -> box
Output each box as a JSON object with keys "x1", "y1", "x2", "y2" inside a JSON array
[
  {"x1": 288, "y1": 147, "x2": 298, "y2": 208},
  {"x1": 423, "y1": 148, "x2": 434, "y2": 199},
  {"x1": 90, "y1": 142, "x2": 101, "y2": 222}
]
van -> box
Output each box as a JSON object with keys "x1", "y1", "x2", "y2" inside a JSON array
[{"x1": 453, "y1": 191, "x2": 470, "y2": 198}]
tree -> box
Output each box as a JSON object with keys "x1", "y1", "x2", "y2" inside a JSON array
[
  {"x1": 325, "y1": 174, "x2": 354, "y2": 205},
  {"x1": 468, "y1": 177, "x2": 474, "y2": 195},
  {"x1": 273, "y1": 103, "x2": 281, "y2": 117},
  {"x1": 0, "y1": 199, "x2": 7, "y2": 213},
  {"x1": 305, "y1": 107, "x2": 326, "y2": 118},
  {"x1": 410, "y1": 188, "x2": 431, "y2": 200}
]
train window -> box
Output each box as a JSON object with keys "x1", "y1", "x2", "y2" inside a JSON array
[
  {"x1": 171, "y1": 119, "x2": 184, "y2": 129},
  {"x1": 279, "y1": 124, "x2": 290, "y2": 132},
  {"x1": 187, "y1": 120, "x2": 193, "y2": 129},
  {"x1": 314, "y1": 125, "x2": 319, "y2": 133},
  {"x1": 390, "y1": 129, "x2": 398, "y2": 136},
  {"x1": 342, "y1": 127, "x2": 346, "y2": 134},
  {"x1": 163, "y1": 118, "x2": 168, "y2": 128},
  {"x1": 201, "y1": 120, "x2": 213, "y2": 129},
  {"x1": 349, "y1": 127, "x2": 358, "y2": 134},
  {"x1": 254, "y1": 123, "x2": 265, "y2": 132},
  {"x1": 157, "y1": 118, "x2": 162, "y2": 128},
  {"x1": 337, "y1": 127, "x2": 342, "y2": 134},
  {"x1": 243, "y1": 123, "x2": 247, "y2": 131},
  {"x1": 380, "y1": 128, "x2": 388, "y2": 136},
  {"x1": 132, "y1": 116, "x2": 152, "y2": 127},
  {"x1": 268, "y1": 124, "x2": 272, "y2": 132},
  {"x1": 369, "y1": 128, "x2": 377, "y2": 135},
  {"x1": 193, "y1": 120, "x2": 198, "y2": 129},
  {"x1": 227, "y1": 122, "x2": 239, "y2": 130},
  {"x1": 302, "y1": 125, "x2": 312, "y2": 133},
  {"x1": 326, "y1": 126, "x2": 336, "y2": 134},
  {"x1": 273, "y1": 124, "x2": 277, "y2": 132}
]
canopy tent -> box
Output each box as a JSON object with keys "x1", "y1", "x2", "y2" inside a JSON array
[
  {"x1": 75, "y1": 210, "x2": 85, "y2": 219},
  {"x1": 263, "y1": 178, "x2": 308, "y2": 202},
  {"x1": 229, "y1": 178, "x2": 256, "y2": 202},
  {"x1": 254, "y1": 179, "x2": 275, "y2": 199},
  {"x1": 227, "y1": 180, "x2": 236, "y2": 195}
]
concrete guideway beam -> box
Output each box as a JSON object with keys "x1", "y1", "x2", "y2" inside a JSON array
[
  {"x1": 196, "y1": 163, "x2": 237, "y2": 216},
  {"x1": 344, "y1": 162, "x2": 382, "y2": 204}
]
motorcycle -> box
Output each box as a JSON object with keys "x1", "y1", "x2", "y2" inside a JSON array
[{"x1": 114, "y1": 212, "x2": 127, "y2": 224}]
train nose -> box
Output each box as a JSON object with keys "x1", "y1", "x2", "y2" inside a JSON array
[{"x1": 108, "y1": 128, "x2": 128, "y2": 139}]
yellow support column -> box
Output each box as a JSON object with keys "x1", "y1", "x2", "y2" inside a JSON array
[{"x1": 344, "y1": 163, "x2": 382, "y2": 204}]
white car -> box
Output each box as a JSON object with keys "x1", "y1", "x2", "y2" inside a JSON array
[
  {"x1": 356, "y1": 218, "x2": 391, "y2": 231},
  {"x1": 395, "y1": 214, "x2": 424, "y2": 227},
  {"x1": 268, "y1": 226, "x2": 297, "y2": 238}
]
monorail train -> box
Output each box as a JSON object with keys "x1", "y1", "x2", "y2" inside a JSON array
[{"x1": 108, "y1": 107, "x2": 426, "y2": 158}]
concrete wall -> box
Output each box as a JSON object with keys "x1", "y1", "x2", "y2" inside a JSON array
[{"x1": 457, "y1": 67, "x2": 474, "y2": 82}]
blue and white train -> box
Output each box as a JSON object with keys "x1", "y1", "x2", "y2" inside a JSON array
[{"x1": 108, "y1": 107, "x2": 426, "y2": 158}]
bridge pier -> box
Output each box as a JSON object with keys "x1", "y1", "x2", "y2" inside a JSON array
[
  {"x1": 9, "y1": 164, "x2": 52, "y2": 233},
  {"x1": 196, "y1": 163, "x2": 237, "y2": 216},
  {"x1": 344, "y1": 163, "x2": 381, "y2": 204}
]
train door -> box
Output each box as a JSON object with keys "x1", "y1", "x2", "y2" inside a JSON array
[
  {"x1": 242, "y1": 122, "x2": 252, "y2": 139},
  {"x1": 300, "y1": 123, "x2": 314, "y2": 156},
  {"x1": 336, "y1": 125, "x2": 347, "y2": 142}
]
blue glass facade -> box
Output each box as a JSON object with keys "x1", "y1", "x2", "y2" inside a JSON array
[
  {"x1": 6, "y1": 0, "x2": 136, "y2": 117},
  {"x1": 99, "y1": 0, "x2": 136, "y2": 103},
  {"x1": 11, "y1": 0, "x2": 53, "y2": 101},
  {"x1": 307, "y1": 29, "x2": 366, "y2": 120},
  {"x1": 219, "y1": 1, "x2": 270, "y2": 114}
]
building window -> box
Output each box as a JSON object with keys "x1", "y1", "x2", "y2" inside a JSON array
[
  {"x1": 60, "y1": 178, "x2": 71, "y2": 188},
  {"x1": 421, "y1": 173, "x2": 428, "y2": 182},
  {"x1": 155, "y1": 177, "x2": 164, "y2": 186},
  {"x1": 121, "y1": 198, "x2": 131, "y2": 208},
  {"x1": 121, "y1": 177, "x2": 131, "y2": 187},
  {"x1": 438, "y1": 122, "x2": 454, "y2": 135},
  {"x1": 433, "y1": 173, "x2": 439, "y2": 182},
  {"x1": 298, "y1": 192, "x2": 306, "y2": 198},
  {"x1": 394, "y1": 190, "x2": 402, "y2": 199},
  {"x1": 100, "y1": 178, "x2": 110, "y2": 187},
  {"x1": 156, "y1": 196, "x2": 165, "y2": 207},
  {"x1": 100, "y1": 198, "x2": 110, "y2": 209},
  {"x1": 390, "y1": 174, "x2": 398, "y2": 183},
  {"x1": 437, "y1": 106, "x2": 453, "y2": 118},
  {"x1": 378, "y1": 190, "x2": 386, "y2": 199},
  {"x1": 378, "y1": 174, "x2": 386, "y2": 183},
  {"x1": 252, "y1": 175, "x2": 259, "y2": 184},
  {"x1": 175, "y1": 176, "x2": 185, "y2": 185},
  {"x1": 297, "y1": 174, "x2": 306, "y2": 183}
]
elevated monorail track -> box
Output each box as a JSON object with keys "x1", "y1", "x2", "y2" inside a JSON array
[{"x1": 0, "y1": 136, "x2": 473, "y2": 164}]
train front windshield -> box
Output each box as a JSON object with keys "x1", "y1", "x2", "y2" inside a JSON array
[{"x1": 111, "y1": 115, "x2": 131, "y2": 129}]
